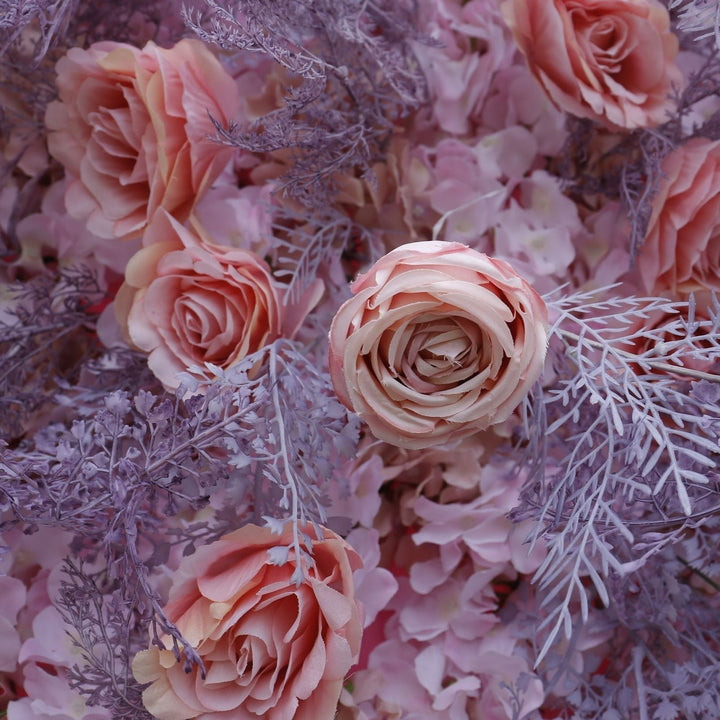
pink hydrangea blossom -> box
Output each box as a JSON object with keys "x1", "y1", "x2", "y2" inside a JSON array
[
  {"x1": 480, "y1": 65, "x2": 567, "y2": 155},
  {"x1": 13, "y1": 180, "x2": 140, "y2": 281},
  {"x1": 414, "y1": 0, "x2": 514, "y2": 135},
  {"x1": 493, "y1": 170, "x2": 582, "y2": 287},
  {"x1": 191, "y1": 182, "x2": 276, "y2": 258},
  {"x1": 345, "y1": 528, "x2": 399, "y2": 628},
  {"x1": 0, "y1": 576, "x2": 25, "y2": 673},
  {"x1": 1, "y1": 530, "x2": 109, "y2": 720}
]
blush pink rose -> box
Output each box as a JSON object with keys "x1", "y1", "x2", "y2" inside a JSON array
[
  {"x1": 637, "y1": 138, "x2": 720, "y2": 295},
  {"x1": 132, "y1": 523, "x2": 363, "y2": 720},
  {"x1": 501, "y1": 0, "x2": 682, "y2": 130},
  {"x1": 328, "y1": 241, "x2": 548, "y2": 449},
  {"x1": 115, "y1": 210, "x2": 320, "y2": 390},
  {"x1": 45, "y1": 38, "x2": 239, "y2": 240}
]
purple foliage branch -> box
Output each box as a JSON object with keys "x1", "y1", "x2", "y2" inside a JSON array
[
  {"x1": 178, "y1": 340, "x2": 362, "y2": 581},
  {"x1": 268, "y1": 204, "x2": 385, "y2": 306},
  {"x1": 512, "y1": 288, "x2": 720, "y2": 715},
  {"x1": 0, "y1": 0, "x2": 77, "y2": 61},
  {"x1": 0, "y1": 338, "x2": 360, "y2": 714},
  {"x1": 0, "y1": 266, "x2": 113, "y2": 441},
  {"x1": 533, "y1": 543, "x2": 720, "y2": 719},
  {"x1": 55, "y1": 561, "x2": 155, "y2": 720},
  {"x1": 669, "y1": 0, "x2": 720, "y2": 49},
  {"x1": 184, "y1": 0, "x2": 430, "y2": 205},
  {"x1": 556, "y1": 117, "x2": 676, "y2": 261},
  {"x1": 0, "y1": 0, "x2": 187, "y2": 60}
]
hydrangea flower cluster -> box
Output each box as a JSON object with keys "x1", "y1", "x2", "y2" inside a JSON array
[{"x1": 1, "y1": 1, "x2": 720, "y2": 720}]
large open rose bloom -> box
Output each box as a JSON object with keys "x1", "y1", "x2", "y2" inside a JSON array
[
  {"x1": 328, "y1": 241, "x2": 548, "y2": 449},
  {"x1": 637, "y1": 137, "x2": 720, "y2": 296},
  {"x1": 114, "y1": 210, "x2": 321, "y2": 390},
  {"x1": 45, "y1": 38, "x2": 239, "y2": 240},
  {"x1": 132, "y1": 524, "x2": 363, "y2": 720},
  {"x1": 501, "y1": 0, "x2": 682, "y2": 130}
]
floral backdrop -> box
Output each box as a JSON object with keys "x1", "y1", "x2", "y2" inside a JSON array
[{"x1": 1, "y1": 1, "x2": 720, "y2": 719}]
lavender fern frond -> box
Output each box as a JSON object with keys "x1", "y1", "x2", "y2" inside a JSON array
[
  {"x1": 269, "y1": 205, "x2": 383, "y2": 305},
  {"x1": 0, "y1": 0, "x2": 186, "y2": 60},
  {"x1": 1, "y1": 338, "x2": 360, "y2": 712},
  {"x1": 0, "y1": 0, "x2": 77, "y2": 61},
  {"x1": 185, "y1": 0, "x2": 428, "y2": 204},
  {"x1": 516, "y1": 289, "x2": 720, "y2": 664},
  {"x1": 536, "y1": 545, "x2": 720, "y2": 719},
  {"x1": 0, "y1": 339, "x2": 357, "y2": 547},
  {"x1": 182, "y1": 340, "x2": 362, "y2": 578},
  {"x1": 670, "y1": 0, "x2": 720, "y2": 48},
  {"x1": 56, "y1": 562, "x2": 155, "y2": 720},
  {"x1": 185, "y1": 0, "x2": 426, "y2": 102},
  {"x1": 0, "y1": 266, "x2": 108, "y2": 440}
]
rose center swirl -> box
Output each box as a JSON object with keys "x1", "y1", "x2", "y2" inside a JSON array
[{"x1": 379, "y1": 316, "x2": 490, "y2": 394}]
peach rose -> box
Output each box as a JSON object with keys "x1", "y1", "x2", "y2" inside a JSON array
[
  {"x1": 114, "y1": 210, "x2": 320, "y2": 390},
  {"x1": 638, "y1": 138, "x2": 720, "y2": 296},
  {"x1": 328, "y1": 241, "x2": 548, "y2": 449},
  {"x1": 45, "y1": 39, "x2": 239, "y2": 240},
  {"x1": 132, "y1": 523, "x2": 363, "y2": 720},
  {"x1": 501, "y1": 0, "x2": 682, "y2": 130}
]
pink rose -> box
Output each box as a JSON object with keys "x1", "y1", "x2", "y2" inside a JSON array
[
  {"x1": 114, "y1": 210, "x2": 319, "y2": 390},
  {"x1": 637, "y1": 138, "x2": 720, "y2": 295},
  {"x1": 328, "y1": 241, "x2": 548, "y2": 449},
  {"x1": 132, "y1": 523, "x2": 363, "y2": 720},
  {"x1": 45, "y1": 39, "x2": 239, "y2": 240},
  {"x1": 501, "y1": 0, "x2": 682, "y2": 129}
]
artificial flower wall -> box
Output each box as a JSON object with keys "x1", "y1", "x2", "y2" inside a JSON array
[{"x1": 1, "y1": 1, "x2": 719, "y2": 720}]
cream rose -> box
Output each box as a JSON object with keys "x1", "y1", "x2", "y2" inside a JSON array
[
  {"x1": 132, "y1": 523, "x2": 363, "y2": 720},
  {"x1": 114, "y1": 210, "x2": 321, "y2": 390},
  {"x1": 328, "y1": 241, "x2": 548, "y2": 449},
  {"x1": 501, "y1": 0, "x2": 682, "y2": 130},
  {"x1": 45, "y1": 38, "x2": 239, "y2": 240},
  {"x1": 637, "y1": 137, "x2": 720, "y2": 296}
]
